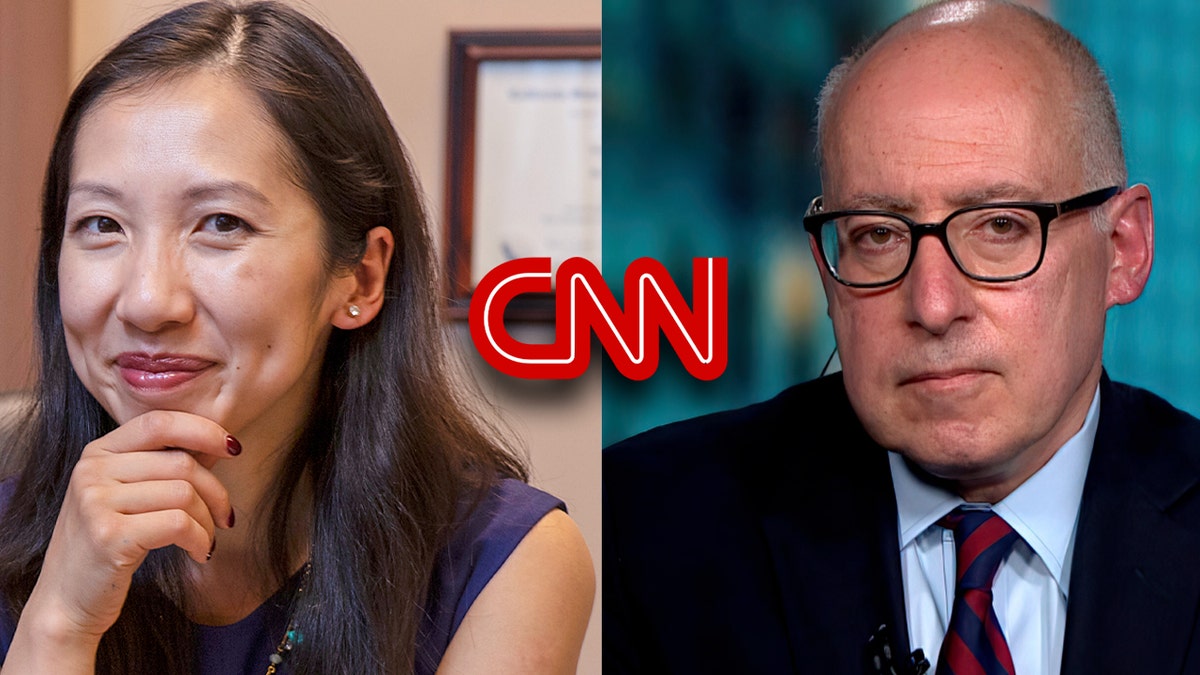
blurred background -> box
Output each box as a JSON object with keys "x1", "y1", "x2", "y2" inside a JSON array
[{"x1": 602, "y1": 0, "x2": 1200, "y2": 445}]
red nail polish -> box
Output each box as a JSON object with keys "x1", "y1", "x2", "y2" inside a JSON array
[
  {"x1": 228, "y1": 511, "x2": 236, "y2": 528},
  {"x1": 207, "y1": 538, "x2": 217, "y2": 561},
  {"x1": 226, "y1": 435, "x2": 242, "y2": 456}
]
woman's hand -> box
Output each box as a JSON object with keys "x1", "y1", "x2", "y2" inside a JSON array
[{"x1": 3, "y1": 410, "x2": 238, "y2": 672}]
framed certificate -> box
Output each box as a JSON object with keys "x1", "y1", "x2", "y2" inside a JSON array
[{"x1": 443, "y1": 30, "x2": 601, "y2": 320}]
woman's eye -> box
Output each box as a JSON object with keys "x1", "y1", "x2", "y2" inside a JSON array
[
  {"x1": 202, "y1": 213, "x2": 251, "y2": 234},
  {"x1": 76, "y1": 216, "x2": 123, "y2": 235}
]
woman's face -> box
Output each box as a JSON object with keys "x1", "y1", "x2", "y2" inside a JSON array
[{"x1": 60, "y1": 71, "x2": 354, "y2": 442}]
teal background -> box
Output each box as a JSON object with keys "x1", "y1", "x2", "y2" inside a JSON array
[
  {"x1": 602, "y1": 0, "x2": 1200, "y2": 445},
  {"x1": 1061, "y1": 0, "x2": 1200, "y2": 416}
]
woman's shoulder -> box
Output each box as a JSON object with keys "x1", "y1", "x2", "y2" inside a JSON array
[
  {"x1": 433, "y1": 479, "x2": 564, "y2": 616},
  {"x1": 415, "y1": 478, "x2": 570, "y2": 672},
  {"x1": 447, "y1": 478, "x2": 565, "y2": 571},
  {"x1": 419, "y1": 478, "x2": 593, "y2": 674}
]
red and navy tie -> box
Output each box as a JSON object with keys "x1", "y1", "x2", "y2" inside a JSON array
[{"x1": 935, "y1": 507, "x2": 1020, "y2": 675}]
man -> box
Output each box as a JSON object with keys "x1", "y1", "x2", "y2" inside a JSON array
[{"x1": 604, "y1": 1, "x2": 1200, "y2": 673}]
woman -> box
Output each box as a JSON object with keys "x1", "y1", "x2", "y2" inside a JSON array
[{"x1": 0, "y1": 1, "x2": 594, "y2": 672}]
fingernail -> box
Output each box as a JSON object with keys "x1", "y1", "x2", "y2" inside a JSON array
[
  {"x1": 227, "y1": 511, "x2": 236, "y2": 528},
  {"x1": 207, "y1": 538, "x2": 217, "y2": 561},
  {"x1": 226, "y1": 435, "x2": 242, "y2": 456}
]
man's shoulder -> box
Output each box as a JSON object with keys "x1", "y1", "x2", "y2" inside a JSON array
[
  {"x1": 1102, "y1": 376, "x2": 1200, "y2": 447},
  {"x1": 1105, "y1": 376, "x2": 1200, "y2": 427},
  {"x1": 1088, "y1": 375, "x2": 1200, "y2": 533},
  {"x1": 603, "y1": 376, "x2": 898, "y2": 674},
  {"x1": 602, "y1": 374, "x2": 881, "y2": 517},
  {"x1": 1100, "y1": 375, "x2": 1200, "y2": 467},
  {"x1": 601, "y1": 374, "x2": 866, "y2": 566},
  {"x1": 604, "y1": 373, "x2": 855, "y2": 475}
]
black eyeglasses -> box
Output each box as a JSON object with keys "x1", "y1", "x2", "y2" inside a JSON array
[{"x1": 802, "y1": 186, "x2": 1120, "y2": 288}]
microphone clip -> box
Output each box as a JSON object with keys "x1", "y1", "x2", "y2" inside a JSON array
[{"x1": 867, "y1": 624, "x2": 930, "y2": 675}]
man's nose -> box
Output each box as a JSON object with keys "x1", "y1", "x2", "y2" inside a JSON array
[
  {"x1": 113, "y1": 242, "x2": 195, "y2": 332},
  {"x1": 901, "y1": 235, "x2": 976, "y2": 335}
]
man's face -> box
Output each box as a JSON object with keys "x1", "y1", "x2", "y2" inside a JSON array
[{"x1": 819, "y1": 26, "x2": 1117, "y2": 499}]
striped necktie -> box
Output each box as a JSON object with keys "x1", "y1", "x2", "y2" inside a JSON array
[{"x1": 935, "y1": 507, "x2": 1020, "y2": 675}]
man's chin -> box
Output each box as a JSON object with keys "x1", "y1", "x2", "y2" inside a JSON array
[
  {"x1": 886, "y1": 422, "x2": 1014, "y2": 476},
  {"x1": 894, "y1": 438, "x2": 1032, "y2": 500},
  {"x1": 903, "y1": 450, "x2": 1002, "y2": 482}
]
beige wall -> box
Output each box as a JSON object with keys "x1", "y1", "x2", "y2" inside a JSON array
[
  {"x1": 0, "y1": 0, "x2": 69, "y2": 392},
  {"x1": 3, "y1": 0, "x2": 602, "y2": 671}
]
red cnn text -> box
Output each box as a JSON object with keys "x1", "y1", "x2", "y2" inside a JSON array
[{"x1": 469, "y1": 257, "x2": 728, "y2": 380}]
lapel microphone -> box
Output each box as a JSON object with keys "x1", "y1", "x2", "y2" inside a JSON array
[{"x1": 867, "y1": 624, "x2": 930, "y2": 675}]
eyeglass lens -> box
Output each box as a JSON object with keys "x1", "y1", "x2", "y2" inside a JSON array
[{"x1": 819, "y1": 206, "x2": 1044, "y2": 285}]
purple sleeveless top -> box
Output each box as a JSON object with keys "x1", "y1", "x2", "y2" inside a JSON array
[{"x1": 0, "y1": 478, "x2": 564, "y2": 673}]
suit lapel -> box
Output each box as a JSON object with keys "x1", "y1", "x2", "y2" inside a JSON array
[
  {"x1": 1062, "y1": 375, "x2": 1200, "y2": 674},
  {"x1": 759, "y1": 415, "x2": 911, "y2": 674}
]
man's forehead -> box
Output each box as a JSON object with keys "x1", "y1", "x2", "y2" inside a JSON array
[
  {"x1": 858, "y1": 19, "x2": 1048, "y2": 88},
  {"x1": 837, "y1": 182, "x2": 1044, "y2": 213},
  {"x1": 824, "y1": 83, "x2": 1066, "y2": 206},
  {"x1": 821, "y1": 7, "x2": 1078, "y2": 192}
]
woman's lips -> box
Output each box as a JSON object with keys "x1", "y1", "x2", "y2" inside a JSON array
[{"x1": 115, "y1": 353, "x2": 214, "y2": 391}]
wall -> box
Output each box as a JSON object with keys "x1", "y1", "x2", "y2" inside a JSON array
[{"x1": 0, "y1": 0, "x2": 69, "y2": 392}]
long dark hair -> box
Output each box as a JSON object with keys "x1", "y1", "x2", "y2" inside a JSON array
[{"x1": 0, "y1": 2, "x2": 526, "y2": 672}]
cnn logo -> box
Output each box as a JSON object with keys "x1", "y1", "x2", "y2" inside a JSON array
[{"x1": 469, "y1": 257, "x2": 728, "y2": 380}]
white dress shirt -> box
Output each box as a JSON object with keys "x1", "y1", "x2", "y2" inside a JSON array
[{"x1": 889, "y1": 387, "x2": 1100, "y2": 675}]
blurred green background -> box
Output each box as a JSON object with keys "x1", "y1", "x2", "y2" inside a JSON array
[{"x1": 602, "y1": 0, "x2": 1200, "y2": 444}]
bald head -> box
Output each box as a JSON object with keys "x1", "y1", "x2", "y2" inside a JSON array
[{"x1": 815, "y1": 0, "x2": 1125, "y2": 194}]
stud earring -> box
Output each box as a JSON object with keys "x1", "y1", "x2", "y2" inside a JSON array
[{"x1": 347, "y1": 305, "x2": 361, "y2": 318}]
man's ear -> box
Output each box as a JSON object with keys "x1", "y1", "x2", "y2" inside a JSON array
[
  {"x1": 1105, "y1": 183, "x2": 1154, "y2": 308},
  {"x1": 331, "y1": 226, "x2": 395, "y2": 329}
]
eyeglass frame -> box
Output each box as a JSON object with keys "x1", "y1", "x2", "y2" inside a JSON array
[{"x1": 801, "y1": 185, "x2": 1121, "y2": 288}]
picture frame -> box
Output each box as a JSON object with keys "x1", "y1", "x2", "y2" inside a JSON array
[{"x1": 443, "y1": 29, "x2": 602, "y2": 320}]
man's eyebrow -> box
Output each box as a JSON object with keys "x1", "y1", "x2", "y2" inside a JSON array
[
  {"x1": 839, "y1": 184, "x2": 1041, "y2": 212},
  {"x1": 839, "y1": 193, "x2": 917, "y2": 212},
  {"x1": 184, "y1": 180, "x2": 273, "y2": 206}
]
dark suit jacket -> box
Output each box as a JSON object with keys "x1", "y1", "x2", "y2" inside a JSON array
[{"x1": 604, "y1": 373, "x2": 1200, "y2": 674}]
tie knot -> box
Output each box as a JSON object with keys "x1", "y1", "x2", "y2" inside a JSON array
[{"x1": 937, "y1": 507, "x2": 1019, "y2": 592}]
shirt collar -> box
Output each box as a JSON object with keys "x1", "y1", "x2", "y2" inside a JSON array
[{"x1": 889, "y1": 385, "x2": 1100, "y2": 595}]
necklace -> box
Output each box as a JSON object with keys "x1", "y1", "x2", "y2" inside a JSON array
[{"x1": 265, "y1": 562, "x2": 312, "y2": 675}]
